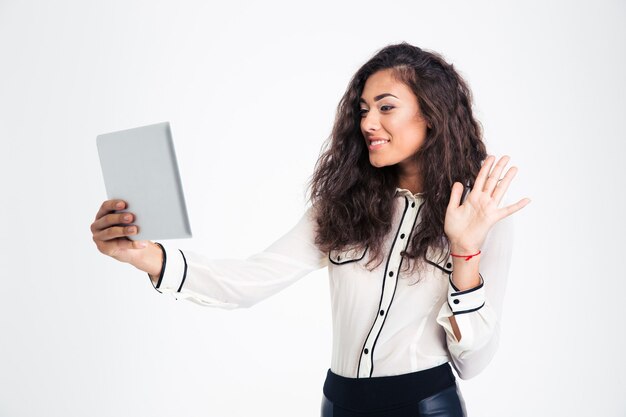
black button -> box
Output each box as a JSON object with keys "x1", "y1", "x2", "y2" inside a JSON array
[
  {"x1": 337, "y1": 256, "x2": 341, "y2": 261},
  {"x1": 411, "y1": 202, "x2": 415, "y2": 208},
  {"x1": 389, "y1": 271, "x2": 394, "y2": 277},
  {"x1": 380, "y1": 310, "x2": 385, "y2": 316},
  {"x1": 400, "y1": 233, "x2": 405, "y2": 239},
  {"x1": 446, "y1": 262, "x2": 452, "y2": 268},
  {"x1": 364, "y1": 348, "x2": 369, "y2": 354},
  {"x1": 453, "y1": 299, "x2": 460, "y2": 304}
]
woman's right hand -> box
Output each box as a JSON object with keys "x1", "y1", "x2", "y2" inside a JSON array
[{"x1": 90, "y1": 199, "x2": 163, "y2": 278}]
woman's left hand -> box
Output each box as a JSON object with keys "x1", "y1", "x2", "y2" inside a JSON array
[{"x1": 444, "y1": 155, "x2": 531, "y2": 253}]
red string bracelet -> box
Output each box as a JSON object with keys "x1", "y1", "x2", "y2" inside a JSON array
[{"x1": 450, "y1": 250, "x2": 481, "y2": 261}]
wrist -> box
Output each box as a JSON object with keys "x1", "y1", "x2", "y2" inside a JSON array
[
  {"x1": 450, "y1": 272, "x2": 482, "y2": 291},
  {"x1": 450, "y1": 245, "x2": 481, "y2": 258},
  {"x1": 132, "y1": 241, "x2": 164, "y2": 279},
  {"x1": 448, "y1": 240, "x2": 479, "y2": 254}
]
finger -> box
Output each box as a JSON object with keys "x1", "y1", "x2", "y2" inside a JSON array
[
  {"x1": 496, "y1": 197, "x2": 532, "y2": 221},
  {"x1": 484, "y1": 155, "x2": 510, "y2": 195},
  {"x1": 492, "y1": 166, "x2": 517, "y2": 205},
  {"x1": 93, "y1": 224, "x2": 138, "y2": 242},
  {"x1": 447, "y1": 182, "x2": 465, "y2": 210},
  {"x1": 91, "y1": 211, "x2": 134, "y2": 234},
  {"x1": 473, "y1": 155, "x2": 495, "y2": 193},
  {"x1": 94, "y1": 199, "x2": 127, "y2": 221}
]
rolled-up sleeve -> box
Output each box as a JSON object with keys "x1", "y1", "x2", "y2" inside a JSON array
[
  {"x1": 148, "y1": 205, "x2": 328, "y2": 309},
  {"x1": 435, "y1": 213, "x2": 514, "y2": 379}
]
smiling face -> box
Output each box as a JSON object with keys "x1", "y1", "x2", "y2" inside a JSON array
[{"x1": 359, "y1": 69, "x2": 429, "y2": 174}]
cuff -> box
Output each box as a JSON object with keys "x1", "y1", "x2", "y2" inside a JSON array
[
  {"x1": 448, "y1": 273, "x2": 485, "y2": 315},
  {"x1": 147, "y1": 242, "x2": 188, "y2": 294}
]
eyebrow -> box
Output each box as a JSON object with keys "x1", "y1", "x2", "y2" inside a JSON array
[{"x1": 359, "y1": 93, "x2": 398, "y2": 104}]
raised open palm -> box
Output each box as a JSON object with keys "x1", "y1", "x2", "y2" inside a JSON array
[{"x1": 444, "y1": 155, "x2": 531, "y2": 252}]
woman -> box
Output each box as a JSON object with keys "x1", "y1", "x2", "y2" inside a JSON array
[{"x1": 91, "y1": 42, "x2": 530, "y2": 416}]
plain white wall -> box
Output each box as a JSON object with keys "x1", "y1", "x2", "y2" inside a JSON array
[{"x1": 0, "y1": 0, "x2": 624, "y2": 416}]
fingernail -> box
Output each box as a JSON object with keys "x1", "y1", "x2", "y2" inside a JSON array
[
  {"x1": 138, "y1": 242, "x2": 147, "y2": 248},
  {"x1": 116, "y1": 201, "x2": 124, "y2": 209}
]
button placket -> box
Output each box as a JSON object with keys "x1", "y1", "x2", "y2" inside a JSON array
[{"x1": 358, "y1": 196, "x2": 421, "y2": 378}]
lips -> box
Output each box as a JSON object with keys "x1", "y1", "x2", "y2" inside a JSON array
[
  {"x1": 368, "y1": 138, "x2": 390, "y2": 151},
  {"x1": 367, "y1": 137, "x2": 390, "y2": 145}
]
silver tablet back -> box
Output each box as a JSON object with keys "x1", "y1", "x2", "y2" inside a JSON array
[{"x1": 97, "y1": 121, "x2": 192, "y2": 241}]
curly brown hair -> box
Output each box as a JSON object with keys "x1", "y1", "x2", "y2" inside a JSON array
[{"x1": 305, "y1": 42, "x2": 487, "y2": 280}]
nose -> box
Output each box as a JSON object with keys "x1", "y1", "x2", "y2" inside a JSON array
[{"x1": 360, "y1": 109, "x2": 380, "y2": 133}]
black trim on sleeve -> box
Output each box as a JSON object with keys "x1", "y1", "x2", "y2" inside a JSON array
[
  {"x1": 177, "y1": 249, "x2": 188, "y2": 293},
  {"x1": 154, "y1": 242, "x2": 167, "y2": 290},
  {"x1": 449, "y1": 273, "x2": 484, "y2": 296},
  {"x1": 148, "y1": 275, "x2": 163, "y2": 293},
  {"x1": 449, "y1": 301, "x2": 486, "y2": 315},
  {"x1": 449, "y1": 273, "x2": 460, "y2": 292}
]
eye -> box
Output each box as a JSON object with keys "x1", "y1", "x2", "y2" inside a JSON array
[{"x1": 358, "y1": 105, "x2": 394, "y2": 117}]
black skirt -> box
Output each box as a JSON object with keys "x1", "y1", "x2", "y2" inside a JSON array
[{"x1": 321, "y1": 362, "x2": 466, "y2": 416}]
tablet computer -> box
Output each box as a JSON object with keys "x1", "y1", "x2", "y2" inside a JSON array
[{"x1": 96, "y1": 121, "x2": 192, "y2": 241}]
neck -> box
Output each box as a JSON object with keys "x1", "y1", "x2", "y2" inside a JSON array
[{"x1": 396, "y1": 161, "x2": 423, "y2": 194}]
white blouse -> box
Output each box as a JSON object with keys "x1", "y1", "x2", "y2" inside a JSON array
[{"x1": 150, "y1": 187, "x2": 514, "y2": 380}]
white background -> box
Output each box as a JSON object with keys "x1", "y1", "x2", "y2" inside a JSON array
[{"x1": 0, "y1": 0, "x2": 624, "y2": 416}]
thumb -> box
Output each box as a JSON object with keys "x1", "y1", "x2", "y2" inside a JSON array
[
  {"x1": 447, "y1": 182, "x2": 464, "y2": 209},
  {"x1": 132, "y1": 240, "x2": 148, "y2": 249}
]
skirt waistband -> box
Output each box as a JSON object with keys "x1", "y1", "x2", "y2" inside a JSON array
[{"x1": 322, "y1": 362, "x2": 456, "y2": 411}]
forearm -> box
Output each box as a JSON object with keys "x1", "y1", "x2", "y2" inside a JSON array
[
  {"x1": 448, "y1": 244, "x2": 482, "y2": 341},
  {"x1": 449, "y1": 244, "x2": 481, "y2": 290}
]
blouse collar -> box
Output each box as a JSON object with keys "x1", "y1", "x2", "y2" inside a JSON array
[{"x1": 395, "y1": 187, "x2": 425, "y2": 199}]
